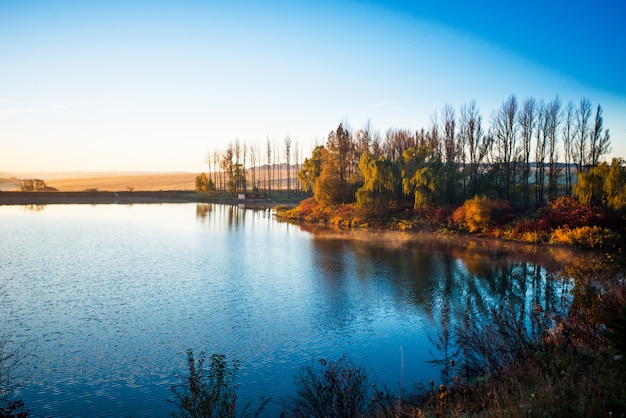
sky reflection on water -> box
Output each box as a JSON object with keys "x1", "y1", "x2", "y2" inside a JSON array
[{"x1": 0, "y1": 203, "x2": 571, "y2": 417}]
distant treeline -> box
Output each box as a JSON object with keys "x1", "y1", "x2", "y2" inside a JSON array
[
  {"x1": 198, "y1": 136, "x2": 304, "y2": 196},
  {"x1": 198, "y1": 94, "x2": 620, "y2": 211},
  {"x1": 299, "y1": 95, "x2": 619, "y2": 212}
]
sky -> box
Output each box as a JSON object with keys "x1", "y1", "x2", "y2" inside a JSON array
[{"x1": 1, "y1": 0, "x2": 625, "y2": 174}]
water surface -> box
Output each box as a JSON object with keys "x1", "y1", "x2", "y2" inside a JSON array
[{"x1": 0, "y1": 203, "x2": 568, "y2": 416}]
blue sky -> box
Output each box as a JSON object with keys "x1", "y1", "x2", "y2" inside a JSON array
[{"x1": 1, "y1": 0, "x2": 625, "y2": 173}]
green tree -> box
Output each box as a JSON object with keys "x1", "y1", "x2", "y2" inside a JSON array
[
  {"x1": 401, "y1": 145, "x2": 441, "y2": 208},
  {"x1": 575, "y1": 161, "x2": 609, "y2": 206},
  {"x1": 298, "y1": 145, "x2": 323, "y2": 193},
  {"x1": 577, "y1": 158, "x2": 626, "y2": 212},
  {"x1": 604, "y1": 158, "x2": 626, "y2": 212},
  {"x1": 355, "y1": 151, "x2": 400, "y2": 216}
]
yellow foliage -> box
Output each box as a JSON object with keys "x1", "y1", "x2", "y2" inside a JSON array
[
  {"x1": 520, "y1": 231, "x2": 543, "y2": 243},
  {"x1": 549, "y1": 226, "x2": 618, "y2": 248},
  {"x1": 452, "y1": 195, "x2": 491, "y2": 233}
]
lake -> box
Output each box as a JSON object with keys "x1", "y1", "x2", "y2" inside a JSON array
[{"x1": 0, "y1": 203, "x2": 571, "y2": 417}]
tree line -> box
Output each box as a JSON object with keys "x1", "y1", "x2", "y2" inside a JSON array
[
  {"x1": 196, "y1": 136, "x2": 303, "y2": 196},
  {"x1": 297, "y1": 94, "x2": 614, "y2": 213}
]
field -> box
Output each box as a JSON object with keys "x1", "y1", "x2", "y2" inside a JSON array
[
  {"x1": 43, "y1": 172, "x2": 197, "y2": 191},
  {"x1": 2, "y1": 166, "x2": 301, "y2": 192}
]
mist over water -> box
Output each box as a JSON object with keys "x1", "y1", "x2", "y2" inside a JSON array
[{"x1": 0, "y1": 203, "x2": 570, "y2": 417}]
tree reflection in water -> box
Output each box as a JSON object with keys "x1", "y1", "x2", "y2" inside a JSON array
[{"x1": 305, "y1": 228, "x2": 582, "y2": 386}]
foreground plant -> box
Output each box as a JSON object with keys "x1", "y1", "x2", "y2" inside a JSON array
[
  {"x1": 170, "y1": 349, "x2": 239, "y2": 418},
  {"x1": 0, "y1": 400, "x2": 28, "y2": 418},
  {"x1": 282, "y1": 356, "x2": 374, "y2": 418}
]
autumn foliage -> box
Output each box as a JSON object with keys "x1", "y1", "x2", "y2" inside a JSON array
[{"x1": 451, "y1": 196, "x2": 513, "y2": 233}]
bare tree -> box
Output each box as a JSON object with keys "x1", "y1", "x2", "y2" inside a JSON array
[
  {"x1": 266, "y1": 137, "x2": 272, "y2": 194},
  {"x1": 383, "y1": 128, "x2": 414, "y2": 162},
  {"x1": 249, "y1": 143, "x2": 257, "y2": 191},
  {"x1": 221, "y1": 143, "x2": 235, "y2": 193},
  {"x1": 427, "y1": 111, "x2": 441, "y2": 157},
  {"x1": 562, "y1": 101, "x2": 577, "y2": 196},
  {"x1": 284, "y1": 134, "x2": 292, "y2": 195},
  {"x1": 518, "y1": 97, "x2": 537, "y2": 209},
  {"x1": 441, "y1": 104, "x2": 459, "y2": 203},
  {"x1": 574, "y1": 97, "x2": 592, "y2": 174},
  {"x1": 491, "y1": 94, "x2": 519, "y2": 201},
  {"x1": 460, "y1": 100, "x2": 488, "y2": 197},
  {"x1": 294, "y1": 138, "x2": 300, "y2": 192},
  {"x1": 211, "y1": 150, "x2": 221, "y2": 192},
  {"x1": 355, "y1": 119, "x2": 373, "y2": 157},
  {"x1": 242, "y1": 141, "x2": 248, "y2": 192},
  {"x1": 589, "y1": 104, "x2": 611, "y2": 168},
  {"x1": 546, "y1": 96, "x2": 561, "y2": 201},
  {"x1": 204, "y1": 150, "x2": 213, "y2": 189},
  {"x1": 534, "y1": 100, "x2": 548, "y2": 207},
  {"x1": 275, "y1": 139, "x2": 280, "y2": 192}
]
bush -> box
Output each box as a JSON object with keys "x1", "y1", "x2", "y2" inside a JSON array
[
  {"x1": 538, "y1": 196, "x2": 601, "y2": 230},
  {"x1": 550, "y1": 226, "x2": 619, "y2": 248},
  {"x1": 451, "y1": 196, "x2": 512, "y2": 233},
  {"x1": 329, "y1": 204, "x2": 360, "y2": 227},
  {"x1": 0, "y1": 400, "x2": 28, "y2": 418},
  {"x1": 283, "y1": 356, "x2": 373, "y2": 418},
  {"x1": 170, "y1": 349, "x2": 239, "y2": 418}
]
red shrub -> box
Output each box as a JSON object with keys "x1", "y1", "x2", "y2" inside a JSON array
[
  {"x1": 299, "y1": 197, "x2": 318, "y2": 214},
  {"x1": 511, "y1": 218, "x2": 539, "y2": 235},
  {"x1": 431, "y1": 205, "x2": 456, "y2": 226},
  {"x1": 538, "y1": 197, "x2": 603, "y2": 230}
]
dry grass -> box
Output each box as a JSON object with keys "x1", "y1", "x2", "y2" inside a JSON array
[
  {"x1": 45, "y1": 173, "x2": 196, "y2": 192},
  {"x1": 4, "y1": 165, "x2": 302, "y2": 193}
]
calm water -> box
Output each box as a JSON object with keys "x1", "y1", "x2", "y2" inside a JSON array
[{"x1": 0, "y1": 203, "x2": 567, "y2": 417}]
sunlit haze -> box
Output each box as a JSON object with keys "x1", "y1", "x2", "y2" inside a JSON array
[{"x1": 1, "y1": 0, "x2": 625, "y2": 173}]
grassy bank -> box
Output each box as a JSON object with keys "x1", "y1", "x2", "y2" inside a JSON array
[{"x1": 276, "y1": 196, "x2": 625, "y2": 249}]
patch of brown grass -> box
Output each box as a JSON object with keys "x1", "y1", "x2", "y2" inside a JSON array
[{"x1": 46, "y1": 173, "x2": 196, "y2": 192}]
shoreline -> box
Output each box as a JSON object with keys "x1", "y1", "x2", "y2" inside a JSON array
[
  {"x1": 0, "y1": 191, "x2": 304, "y2": 206},
  {"x1": 0, "y1": 191, "x2": 201, "y2": 205}
]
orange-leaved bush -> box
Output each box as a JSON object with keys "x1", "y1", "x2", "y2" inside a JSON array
[{"x1": 452, "y1": 196, "x2": 512, "y2": 233}]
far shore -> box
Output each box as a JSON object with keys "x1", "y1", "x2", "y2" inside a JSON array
[
  {"x1": 0, "y1": 190, "x2": 306, "y2": 206},
  {"x1": 0, "y1": 191, "x2": 200, "y2": 205}
]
